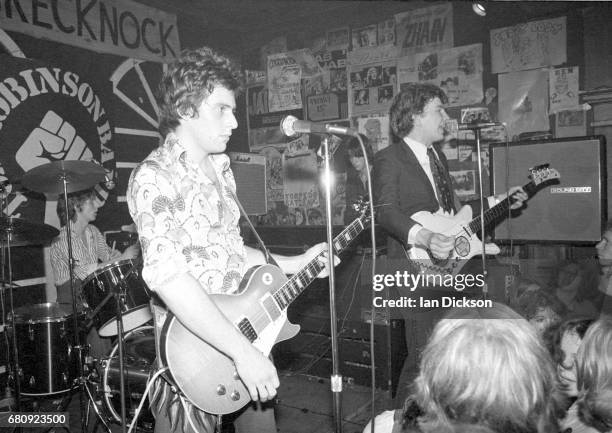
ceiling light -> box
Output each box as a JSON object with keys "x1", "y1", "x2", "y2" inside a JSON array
[{"x1": 472, "y1": 2, "x2": 487, "y2": 16}]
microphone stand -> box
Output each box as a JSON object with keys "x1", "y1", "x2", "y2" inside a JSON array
[
  {"x1": 319, "y1": 134, "x2": 343, "y2": 433},
  {"x1": 469, "y1": 127, "x2": 489, "y2": 298}
]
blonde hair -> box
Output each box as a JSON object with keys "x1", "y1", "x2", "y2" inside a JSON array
[
  {"x1": 415, "y1": 303, "x2": 561, "y2": 433},
  {"x1": 576, "y1": 315, "x2": 612, "y2": 432}
]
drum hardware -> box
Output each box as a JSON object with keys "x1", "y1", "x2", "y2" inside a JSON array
[{"x1": 21, "y1": 160, "x2": 118, "y2": 433}]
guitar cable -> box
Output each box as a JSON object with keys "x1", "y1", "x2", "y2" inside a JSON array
[{"x1": 126, "y1": 366, "x2": 168, "y2": 433}]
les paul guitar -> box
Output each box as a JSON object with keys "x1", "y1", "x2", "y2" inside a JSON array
[
  {"x1": 159, "y1": 201, "x2": 371, "y2": 415},
  {"x1": 408, "y1": 164, "x2": 560, "y2": 277}
]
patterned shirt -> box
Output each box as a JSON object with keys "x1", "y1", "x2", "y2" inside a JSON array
[
  {"x1": 50, "y1": 224, "x2": 119, "y2": 285},
  {"x1": 127, "y1": 133, "x2": 247, "y2": 304}
]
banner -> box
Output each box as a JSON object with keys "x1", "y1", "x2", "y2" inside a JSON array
[
  {"x1": 0, "y1": 0, "x2": 180, "y2": 62},
  {"x1": 395, "y1": 3, "x2": 453, "y2": 56},
  {"x1": 398, "y1": 43, "x2": 483, "y2": 108},
  {"x1": 491, "y1": 17, "x2": 566, "y2": 73}
]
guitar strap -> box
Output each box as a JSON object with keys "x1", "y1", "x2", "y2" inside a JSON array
[{"x1": 230, "y1": 190, "x2": 280, "y2": 268}]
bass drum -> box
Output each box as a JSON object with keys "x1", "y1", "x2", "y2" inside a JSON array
[{"x1": 102, "y1": 326, "x2": 155, "y2": 431}]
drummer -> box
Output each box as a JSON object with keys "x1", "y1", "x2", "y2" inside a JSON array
[{"x1": 49, "y1": 188, "x2": 139, "y2": 357}]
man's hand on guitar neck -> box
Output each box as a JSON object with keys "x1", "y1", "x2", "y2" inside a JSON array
[
  {"x1": 415, "y1": 228, "x2": 454, "y2": 260},
  {"x1": 232, "y1": 341, "x2": 280, "y2": 403},
  {"x1": 494, "y1": 186, "x2": 528, "y2": 210}
]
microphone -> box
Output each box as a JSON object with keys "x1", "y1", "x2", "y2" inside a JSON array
[
  {"x1": 457, "y1": 121, "x2": 504, "y2": 130},
  {"x1": 280, "y1": 115, "x2": 358, "y2": 137}
]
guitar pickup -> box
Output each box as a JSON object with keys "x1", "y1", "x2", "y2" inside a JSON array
[{"x1": 237, "y1": 317, "x2": 258, "y2": 342}]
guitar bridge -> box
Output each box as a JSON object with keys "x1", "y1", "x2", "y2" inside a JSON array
[{"x1": 237, "y1": 318, "x2": 257, "y2": 342}]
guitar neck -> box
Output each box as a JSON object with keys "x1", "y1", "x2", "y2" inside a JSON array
[
  {"x1": 468, "y1": 180, "x2": 537, "y2": 234},
  {"x1": 272, "y1": 217, "x2": 366, "y2": 309}
]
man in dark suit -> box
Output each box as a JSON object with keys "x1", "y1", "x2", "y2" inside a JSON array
[{"x1": 372, "y1": 83, "x2": 527, "y2": 404}]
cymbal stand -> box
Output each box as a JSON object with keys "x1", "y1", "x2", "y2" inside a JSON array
[
  {"x1": 59, "y1": 175, "x2": 88, "y2": 433},
  {"x1": 0, "y1": 187, "x2": 22, "y2": 432}
]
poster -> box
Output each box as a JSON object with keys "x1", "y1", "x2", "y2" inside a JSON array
[
  {"x1": 398, "y1": 44, "x2": 483, "y2": 107},
  {"x1": 355, "y1": 114, "x2": 390, "y2": 152},
  {"x1": 267, "y1": 52, "x2": 302, "y2": 112},
  {"x1": 352, "y1": 24, "x2": 378, "y2": 49},
  {"x1": 490, "y1": 17, "x2": 566, "y2": 73},
  {"x1": 449, "y1": 169, "x2": 476, "y2": 198},
  {"x1": 246, "y1": 84, "x2": 303, "y2": 151},
  {"x1": 307, "y1": 48, "x2": 349, "y2": 121},
  {"x1": 498, "y1": 69, "x2": 550, "y2": 140},
  {"x1": 378, "y1": 19, "x2": 396, "y2": 46},
  {"x1": 327, "y1": 26, "x2": 350, "y2": 50},
  {"x1": 395, "y1": 3, "x2": 453, "y2": 56},
  {"x1": 283, "y1": 151, "x2": 320, "y2": 209},
  {"x1": 549, "y1": 67, "x2": 579, "y2": 114},
  {"x1": 349, "y1": 61, "x2": 397, "y2": 116}
]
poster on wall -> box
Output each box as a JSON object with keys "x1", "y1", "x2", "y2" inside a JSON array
[
  {"x1": 246, "y1": 84, "x2": 303, "y2": 151},
  {"x1": 395, "y1": 3, "x2": 454, "y2": 56},
  {"x1": 310, "y1": 48, "x2": 349, "y2": 121},
  {"x1": 327, "y1": 26, "x2": 350, "y2": 50},
  {"x1": 349, "y1": 61, "x2": 397, "y2": 116},
  {"x1": 354, "y1": 114, "x2": 391, "y2": 153},
  {"x1": 398, "y1": 44, "x2": 483, "y2": 107},
  {"x1": 267, "y1": 52, "x2": 303, "y2": 112},
  {"x1": 498, "y1": 69, "x2": 550, "y2": 139},
  {"x1": 549, "y1": 66, "x2": 579, "y2": 114},
  {"x1": 490, "y1": 16, "x2": 567, "y2": 74},
  {"x1": 378, "y1": 19, "x2": 396, "y2": 46},
  {"x1": 352, "y1": 24, "x2": 378, "y2": 49},
  {"x1": 283, "y1": 150, "x2": 320, "y2": 209}
]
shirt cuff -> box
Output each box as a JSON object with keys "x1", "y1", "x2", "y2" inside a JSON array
[{"x1": 407, "y1": 224, "x2": 424, "y2": 246}]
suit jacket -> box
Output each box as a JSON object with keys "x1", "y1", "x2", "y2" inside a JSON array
[{"x1": 372, "y1": 140, "x2": 486, "y2": 259}]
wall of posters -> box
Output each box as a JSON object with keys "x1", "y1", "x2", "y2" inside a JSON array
[
  {"x1": 490, "y1": 17, "x2": 567, "y2": 73},
  {"x1": 398, "y1": 43, "x2": 483, "y2": 107},
  {"x1": 395, "y1": 3, "x2": 453, "y2": 56}
]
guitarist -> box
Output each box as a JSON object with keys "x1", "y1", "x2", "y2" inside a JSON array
[
  {"x1": 126, "y1": 47, "x2": 336, "y2": 433},
  {"x1": 371, "y1": 83, "x2": 528, "y2": 405}
]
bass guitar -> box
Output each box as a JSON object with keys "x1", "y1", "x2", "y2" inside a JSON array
[{"x1": 159, "y1": 201, "x2": 371, "y2": 414}]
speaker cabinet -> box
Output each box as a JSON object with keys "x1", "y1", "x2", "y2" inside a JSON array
[
  {"x1": 229, "y1": 152, "x2": 267, "y2": 215},
  {"x1": 490, "y1": 136, "x2": 607, "y2": 243}
]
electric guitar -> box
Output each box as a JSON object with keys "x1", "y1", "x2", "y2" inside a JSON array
[
  {"x1": 408, "y1": 164, "x2": 560, "y2": 277},
  {"x1": 159, "y1": 201, "x2": 371, "y2": 415}
]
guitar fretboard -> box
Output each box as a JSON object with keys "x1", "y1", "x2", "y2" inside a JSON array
[
  {"x1": 272, "y1": 217, "x2": 365, "y2": 309},
  {"x1": 467, "y1": 180, "x2": 538, "y2": 235}
]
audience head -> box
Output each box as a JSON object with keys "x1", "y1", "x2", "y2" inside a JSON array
[
  {"x1": 57, "y1": 188, "x2": 97, "y2": 226},
  {"x1": 413, "y1": 303, "x2": 562, "y2": 433},
  {"x1": 543, "y1": 317, "x2": 594, "y2": 398},
  {"x1": 157, "y1": 46, "x2": 243, "y2": 138},
  {"x1": 515, "y1": 288, "x2": 565, "y2": 336},
  {"x1": 576, "y1": 316, "x2": 612, "y2": 432},
  {"x1": 596, "y1": 221, "x2": 612, "y2": 267}
]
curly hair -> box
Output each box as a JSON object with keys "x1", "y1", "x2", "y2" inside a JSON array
[
  {"x1": 57, "y1": 189, "x2": 96, "y2": 226},
  {"x1": 389, "y1": 83, "x2": 448, "y2": 140},
  {"x1": 576, "y1": 316, "x2": 612, "y2": 432},
  {"x1": 157, "y1": 46, "x2": 244, "y2": 137},
  {"x1": 414, "y1": 303, "x2": 563, "y2": 433}
]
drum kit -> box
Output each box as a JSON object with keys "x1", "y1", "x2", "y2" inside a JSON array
[{"x1": 1, "y1": 161, "x2": 155, "y2": 432}]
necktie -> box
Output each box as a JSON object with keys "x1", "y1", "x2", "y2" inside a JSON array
[{"x1": 427, "y1": 147, "x2": 455, "y2": 213}]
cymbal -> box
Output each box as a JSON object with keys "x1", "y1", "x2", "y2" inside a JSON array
[
  {"x1": 0, "y1": 217, "x2": 59, "y2": 246},
  {"x1": 22, "y1": 160, "x2": 106, "y2": 195}
]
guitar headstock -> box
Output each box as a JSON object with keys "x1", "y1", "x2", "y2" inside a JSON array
[
  {"x1": 352, "y1": 196, "x2": 372, "y2": 224},
  {"x1": 529, "y1": 164, "x2": 561, "y2": 186}
]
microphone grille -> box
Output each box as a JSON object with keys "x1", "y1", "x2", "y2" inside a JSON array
[{"x1": 280, "y1": 115, "x2": 298, "y2": 137}]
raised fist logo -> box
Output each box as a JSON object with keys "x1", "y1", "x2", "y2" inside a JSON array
[{"x1": 16, "y1": 110, "x2": 93, "y2": 172}]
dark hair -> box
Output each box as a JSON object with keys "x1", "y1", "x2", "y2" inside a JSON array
[
  {"x1": 515, "y1": 288, "x2": 566, "y2": 322},
  {"x1": 389, "y1": 83, "x2": 448, "y2": 140},
  {"x1": 543, "y1": 317, "x2": 594, "y2": 367},
  {"x1": 157, "y1": 46, "x2": 243, "y2": 137},
  {"x1": 57, "y1": 189, "x2": 96, "y2": 226},
  {"x1": 346, "y1": 134, "x2": 374, "y2": 160}
]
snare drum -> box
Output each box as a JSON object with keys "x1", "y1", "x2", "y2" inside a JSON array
[
  {"x1": 81, "y1": 259, "x2": 152, "y2": 337},
  {"x1": 11, "y1": 303, "x2": 82, "y2": 395},
  {"x1": 102, "y1": 326, "x2": 155, "y2": 431}
]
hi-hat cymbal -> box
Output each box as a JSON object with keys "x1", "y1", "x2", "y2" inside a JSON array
[
  {"x1": 22, "y1": 160, "x2": 106, "y2": 195},
  {"x1": 0, "y1": 217, "x2": 59, "y2": 246}
]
